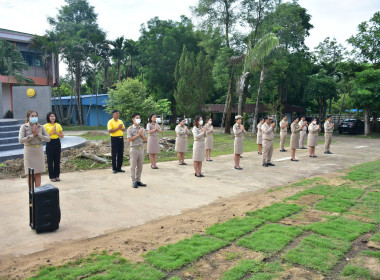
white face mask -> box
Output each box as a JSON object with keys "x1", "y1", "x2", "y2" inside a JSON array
[
  {"x1": 199, "y1": 120, "x2": 203, "y2": 126},
  {"x1": 313, "y1": 121, "x2": 316, "y2": 125},
  {"x1": 135, "y1": 118, "x2": 141, "y2": 125}
]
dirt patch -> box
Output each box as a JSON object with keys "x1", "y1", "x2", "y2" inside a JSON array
[
  {"x1": 0, "y1": 141, "x2": 112, "y2": 180},
  {"x1": 280, "y1": 208, "x2": 336, "y2": 226},
  {"x1": 347, "y1": 255, "x2": 380, "y2": 279},
  {"x1": 170, "y1": 244, "x2": 264, "y2": 280},
  {"x1": 293, "y1": 194, "x2": 325, "y2": 206},
  {"x1": 368, "y1": 241, "x2": 380, "y2": 250},
  {"x1": 279, "y1": 266, "x2": 325, "y2": 280},
  {"x1": 0, "y1": 186, "x2": 296, "y2": 279},
  {"x1": 344, "y1": 214, "x2": 376, "y2": 224}
]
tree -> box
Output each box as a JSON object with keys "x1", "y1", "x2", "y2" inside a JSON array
[
  {"x1": 48, "y1": 0, "x2": 105, "y2": 125},
  {"x1": 245, "y1": 33, "x2": 279, "y2": 133},
  {"x1": 350, "y1": 68, "x2": 380, "y2": 135},
  {"x1": 106, "y1": 78, "x2": 162, "y2": 124},
  {"x1": 138, "y1": 16, "x2": 200, "y2": 123},
  {"x1": 348, "y1": 11, "x2": 380, "y2": 64},
  {"x1": 110, "y1": 36, "x2": 125, "y2": 81},
  {"x1": 0, "y1": 39, "x2": 32, "y2": 83}
]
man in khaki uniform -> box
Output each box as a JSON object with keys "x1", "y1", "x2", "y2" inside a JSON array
[
  {"x1": 127, "y1": 113, "x2": 147, "y2": 188},
  {"x1": 279, "y1": 116, "x2": 288, "y2": 152},
  {"x1": 298, "y1": 116, "x2": 307, "y2": 149},
  {"x1": 262, "y1": 116, "x2": 276, "y2": 167},
  {"x1": 324, "y1": 115, "x2": 334, "y2": 154}
]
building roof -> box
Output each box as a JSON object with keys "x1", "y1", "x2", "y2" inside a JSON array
[
  {"x1": 52, "y1": 94, "x2": 109, "y2": 106},
  {"x1": 206, "y1": 104, "x2": 306, "y2": 114},
  {"x1": 0, "y1": 28, "x2": 35, "y2": 43}
]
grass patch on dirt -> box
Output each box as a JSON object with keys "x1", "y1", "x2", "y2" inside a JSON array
[
  {"x1": 370, "y1": 232, "x2": 380, "y2": 243},
  {"x1": 344, "y1": 160, "x2": 380, "y2": 182},
  {"x1": 362, "y1": 250, "x2": 380, "y2": 260},
  {"x1": 284, "y1": 185, "x2": 337, "y2": 201},
  {"x1": 341, "y1": 265, "x2": 372, "y2": 279},
  {"x1": 206, "y1": 217, "x2": 264, "y2": 241},
  {"x1": 283, "y1": 234, "x2": 351, "y2": 273},
  {"x1": 63, "y1": 125, "x2": 105, "y2": 131},
  {"x1": 71, "y1": 157, "x2": 109, "y2": 170},
  {"x1": 237, "y1": 224, "x2": 303, "y2": 253},
  {"x1": 144, "y1": 234, "x2": 228, "y2": 271},
  {"x1": 303, "y1": 217, "x2": 375, "y2": 241},
  {"x1": 313, "y1": 187, "x2": 364, "y2": 213},
  {"x1": 246, "y1": 203, "x2": 302, "y2": 222},
  {"x1": 28, "y1": 251, "x2": 165, "y2": 280},
  {"x1": 221, "y1": 260, "x2": 284, "y2": 280},
  {"x1": 348, "y1": 191, "x2": 380, "y2": 223}
]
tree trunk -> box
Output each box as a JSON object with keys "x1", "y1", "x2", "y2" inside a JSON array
[
  {"x1": 224, "y1": 70, "x2": 234, "y2": 134},
  {"x1": 252, "y1": 65, "x2": 265, "y2": 134},
  {"x1": 337, "y1": 92, "x2": 346, "y2": 125},
  {"x1": 75, "y1": 63, "x2": 83, "y2": 125},
  {"x1": 364, "y1": 106, "x2": 370, "y2": 136},
  {"x1": 329, "y1": 98, "x2": 332, "y2": 115},
  {"x1": 104, "y1": 64, "x2": 109, "y2": 92},
  {"x1": 220, "y1": 92, "x2": 229, "y2": 133},
  {"x1": 236, "y1": 72, "x2": 249, "y2": 116},
  {"x1": 117, "y1": 60, "x2": 121, "y2": 81}
]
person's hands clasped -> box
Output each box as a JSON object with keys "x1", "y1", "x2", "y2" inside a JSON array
[
  {"x1": 271, "y1": 122, "x2": 276, "y2": 128},
  {"x1": 32, "y1": 124, "x2": 39, "y2": 136},
  {"x1": 138, "y1": 128, "x2": 144, "y2": 135},
  {"x1": 118, "y1": 123, "x2": 123, "y2": 130},
  {"x1": 202, "y1": 126, "x2": 207, "y2": 133}
]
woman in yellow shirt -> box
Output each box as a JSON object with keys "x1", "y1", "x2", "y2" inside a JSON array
[{"x1": 44, "y1": 112, "x2": 64, "y2": 182}]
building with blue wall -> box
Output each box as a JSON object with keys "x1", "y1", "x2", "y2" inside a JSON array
[{"x1": 52, "y1": 94, "x2": 111, "y2": 126}]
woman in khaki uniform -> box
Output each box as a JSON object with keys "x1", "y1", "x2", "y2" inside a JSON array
[
  {"x1": 290, "y1": 117, "x2": 307, "y2": 161},
  {"x1": 205, "y1": 117, "x2": 214, "y2": 161},
  {"x1": 256, "y1": 118, "x2": 264, "y2": 155},
  {"x1": 233, "y1": 115, "x2": 246, "y2": 170},
  {"x1": 175, "y1": 118, "x2": 190, "y2": 165},
  {"x1": 307, "y1": 118, "x2": 320, "y2": 157},
  {"x1": 192, "y1": 115, "x2": 206, "y2": 177},
  {"x1": 19, "y1": 110, "x2": 50, "y2": 188},
  {"x1": 146, "y1": 113, "x2": 162, "y2": 169}
]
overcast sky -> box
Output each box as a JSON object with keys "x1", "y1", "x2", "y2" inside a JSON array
[{"x1": 1, "y1": 0, "x2": 379, "y2": 51}]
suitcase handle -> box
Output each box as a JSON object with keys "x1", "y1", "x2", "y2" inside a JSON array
[{"x1": 28, "y1": 167, "x2": 35, "y2": 229}]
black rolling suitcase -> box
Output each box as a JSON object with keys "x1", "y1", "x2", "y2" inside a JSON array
[{"x1": 29, "y1": 168, "x2": 61, "y2": 233}]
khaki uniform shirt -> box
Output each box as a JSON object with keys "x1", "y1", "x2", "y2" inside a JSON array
[
  {"x1": 127, "y1": 125, "x2": 147, "y2": 147},
  {"x1": 262, "y1": 122, "x2": 274, "y2": 140},
  {"x1": 324, "y1": 120, "x2": 334, "y2": 133},
  {"x1": 19, "y1": 123, "x2": 51, "y2": 145},
  {"x1": 280, "y1": 120, "x2": 288, "y2": 132},
  {"x1": 175, "y1": 125, "x2": 190, "y2": 139},
  {"x1": 299, "y1": 120, "x2": 307, "y2": 132}
]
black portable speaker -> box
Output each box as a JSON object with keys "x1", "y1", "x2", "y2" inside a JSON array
[{"x1": 29, "y1": 168, "x2": 61, "y2": 233}]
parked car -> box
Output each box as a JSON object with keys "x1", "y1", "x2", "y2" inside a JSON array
[
  {"x1": 156, "y1": 117, "x2": 162, "y2": 124},
  {"x1": 338, "y1": 119, "x2": 364, "y2": 134}
]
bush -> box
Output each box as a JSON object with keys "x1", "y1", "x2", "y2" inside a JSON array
[
  {"x1": 4, "y1": 110, "x2": 13, "y2": 118},
  {"x1": 170, "y1": 123, "x2": 176, "y2": 130}
]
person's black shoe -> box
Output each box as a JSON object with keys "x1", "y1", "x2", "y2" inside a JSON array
[
  {"x1": 324, "y1": 151, "x2": 327, "y2": 154},
  {"x1": 117, "y1": 169, "x2": 125, "y2": 173},
  {"x1": 313, "y1": 155, "x2": 317, "y2": 158},
  {"x1": 112, "y1": 170, "x2": 117, "y2": 174},
  {"x1": 133, "y1": 182, "x2": 138, "y2": 188},
  {"x1": 291, "y1": 158, "x2": 299, "y2": 162},
  {"x1": 137, "y1": 181, "x2": 146, "y2": 187},
  {"x1": 240, "y1": 156, "x2": 243, "y2": 158},
  {"x1": 200, "y1": 174, "x2": 205, "y2": 177},
  {"x1": 301, "y1": 147, "x2": 307, "y2": 149},
  {"x1": 267, "y1": 163, "x2": 275, "y2": 166},
  {"x1": 326, "y1": 151, "x2": 333, "y2": 154},
  {"x1": 262, "y1": 163, "x2": 268, "y2": 167},
  {"x1": 234, "y1": 166, "x2": 243, "y2": 170}
]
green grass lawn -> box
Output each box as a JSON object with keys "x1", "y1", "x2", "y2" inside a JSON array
[
  {"x1": 28, "y1": 159, "x2": 380, "y2": 279},
  {"x1": 63, "y1": 125, "x2": 105, "y2": 131}
]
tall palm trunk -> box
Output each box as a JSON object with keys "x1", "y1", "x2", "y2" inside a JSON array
[
  {"x1": 75, "y1": 63, "x2": 83, "y2": 125},
  {"x1": 224, "y1": 70, "x2": 234, "y2": 134},
  {"x1": 252, "y1": 65, "x2": 265, "y2": 133},
  {"x1": 337, "y1": 91, "x2": 346, "y2": 125},
  {"x1": 364, "y1": 106, "x2": 370, "y2": 135}
]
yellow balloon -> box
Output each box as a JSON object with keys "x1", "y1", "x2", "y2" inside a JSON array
[{"x1": 26, "y1": 88, "x2": 36, "y2": 98}]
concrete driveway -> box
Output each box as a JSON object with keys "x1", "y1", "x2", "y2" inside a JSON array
[{"x1": 0, "y1": 136, "x2": 379, "y2": 259}]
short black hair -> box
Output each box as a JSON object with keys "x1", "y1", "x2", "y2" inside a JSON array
[
  {"x1": 131, "y1": 113, "x2": 140, "y2": 119},
  {"x1": 112, "y1": 109, "x2": 119, "y2": 114},
  {"x1": 46, "y1": 111, "x2": 57, "y2": 123},
  {"x1": 282, "y1": 115, "x2": 287, "y2": 119},
  {"x1": 178, "y1": 117, "x2": 184, "y2": 122},
  {"x1": 327, "y1": 115, "x2": 332, "y2": 119},
  {"x1": 264, "y1": 116, "x2": 270, "y2": 121}
]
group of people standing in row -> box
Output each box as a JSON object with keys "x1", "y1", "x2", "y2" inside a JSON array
[
  {"x1": 18, "y1": 108, "x2": 335, "y2": 189},
  {"x1": 108, "y1": 111, "x2": 249, "y2": 188},
  {"x1": 257, "y1": 115, "x2": 335, "y2": 166}
]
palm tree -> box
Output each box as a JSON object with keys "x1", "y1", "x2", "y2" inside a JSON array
[
  {"x1": 110, "y1": 36, "x2": 125, "y2": 82},
  {"x1": 0, "y1": 39, "x2": 32, "y2": 83},
  {"x1": 245, "y1": 33, "x2": 279, "y2": 133}
]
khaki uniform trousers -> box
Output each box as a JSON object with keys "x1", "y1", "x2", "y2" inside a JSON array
[
  {"x1": 324, "y1": 133, "x2": 332, "y2": 152},
  {"x1": 262, "y1": 139, "x2": 274, "y2": 163},
  {"x1": 299, "y1": 131, "x2": 307, "y2": 148},
  {"x1": 280, "y1": 132, "x2": 287, "y2": 150},
  {"x1": 130, "y1": 146, "x2": 144, "y2": 182}
]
